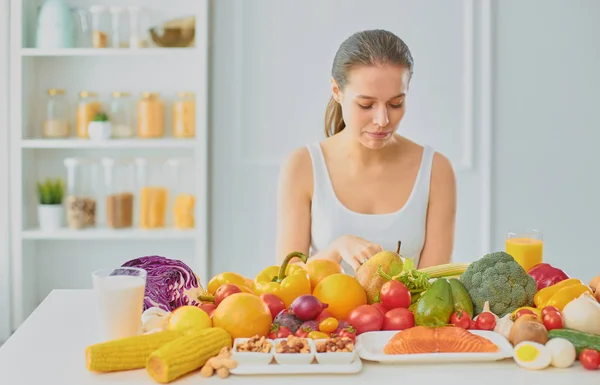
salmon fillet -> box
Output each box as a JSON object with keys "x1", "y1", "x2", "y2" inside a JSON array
[{"x1": 383, "y1": 326, "x2": 499, "y2": 354}]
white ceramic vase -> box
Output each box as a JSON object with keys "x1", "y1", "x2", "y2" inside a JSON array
[
  {"x1": 88, "y1": 121, "x2": 112, "y2": 140},
  {"x1": 38, "y1": 204, "x2": 64, "y2": 230}
]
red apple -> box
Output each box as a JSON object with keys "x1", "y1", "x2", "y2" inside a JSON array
[
  {"x1": 259, "y1": 293, "x2": 286, "y2": 320},
  {"x1": 214, "y1": 283, "x2": 242, "y2": 306}
]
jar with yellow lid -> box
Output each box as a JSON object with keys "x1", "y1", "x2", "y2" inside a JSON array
[
  {"x1": 172, "y1": 91, "x2": 196, "y2": 138},
  {"x1": 110, "y1": 91, "x2": 134, "y2": 138},
  {"x1": 76, "y1": 91, "x2": 102, "y2": 139},
  {"x1": 137, "y1": 92, "x2": 165, "y2": 138},
  {"x1": 43, "y1": 88, "x2": 70, "y2": 138}
]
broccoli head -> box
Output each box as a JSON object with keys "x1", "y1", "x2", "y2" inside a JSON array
[{"x1": 459, "y1": 251, "x2": 537, "y2": 317}]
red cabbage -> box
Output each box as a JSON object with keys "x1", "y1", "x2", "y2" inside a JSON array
[{"x1": 121, "y1": 256, "x2": 203, "y2": 312}]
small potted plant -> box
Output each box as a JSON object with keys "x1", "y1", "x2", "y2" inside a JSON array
[
  {"x1": 37, "y1": 178, "x2": 65, "y2": 230},
  {"x1": 88, "y1": 111, "x2": 112, "y2": 140}
]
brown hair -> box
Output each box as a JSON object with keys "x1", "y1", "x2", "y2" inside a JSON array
[{"x1": 324, "y1": 29, "x2": 415, "y2": 137}]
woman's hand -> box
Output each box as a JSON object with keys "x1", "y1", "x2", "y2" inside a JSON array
[{"x1": 330, "y1": 235, "x2": 383, "y2": 272}]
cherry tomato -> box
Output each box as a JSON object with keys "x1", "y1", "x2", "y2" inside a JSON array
[
  {"x1": 318, "y1": 317, "x2": 339, "y2": 333},
  {"x1": 346, "y1": 305, "x2": 384, "y2": 335},
  {"x1": 214, "y1": 284, "x2": 242, "y2": 306},
  {"x1": 259, "y1": 293, "x2": 286, "y2": 320},
  {"x1": 469, "y1": 319, "x2": 478, "y2": 330},
  {"x1": 579, "y1": 349, "x2": 600, "y2": 370},
  {"x1": 475, "y1": 313, "x2": 496, "y2": 331},
  {"x1": 268, "y1": 324, "x2": 292, "y2": 339},
  {"x1": 294, "y1": 327, "x2": 310, "y2": 338},
  {"x1": 515, "y1": 309, "x2": 536, "y2": 319},
  {"x1": 450, "y1": 310, "x2": 471, "y2": 329},
  {"x1": 379, "y1": 280, "x2": 411, "y2": 310},
  {"x1": 335, "y1": 326, "x2": 357, "y2": 343},
  {"x1": 308, "y1": 331, "x2": 330, "y2": 340},
  {"x1": 541, "y1": 306, "x2": 560, "y2": 318},
  {"x1": 382, "y1": 308, "x2": 415, "y2": 330},
  {"x1": 542, "y1": 311, "x2": 563, "y2": 331}
]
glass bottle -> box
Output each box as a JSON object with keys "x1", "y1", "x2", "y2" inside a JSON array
[
  {"x1": 172, "y1": 91, "x2": 196, "y2": 138},
  {"x1": 135, "y1": 158, "x2": 168, "y2": 229},
  {"x1": 64, "y1": 158, "x2": 99, "y2": 229},
  {"x1": 166, "y1": 158, "x2": 195, "y2": 229},
  {"x1": 90, "y1": 5, "x2": 109, "y2": 48},
  {"x1": 43, "y1": 88, "x2": 70, "y2": 138},
  {"x1": 102, "y1": 158, "x2": 135, "y2": 229},
  {"x1": 76, "y1": 91, "x2": 102, "y2": 139},
  {"x1": 109, "y1": 92, "x2": 134, "y2": 138},
  {"x1": 137, "y1": 92, "x2": 165, "y2": 138}
]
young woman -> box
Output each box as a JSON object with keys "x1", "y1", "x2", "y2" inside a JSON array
[{"x1": 275, "y1": 29, "x2": 457, "y2": 273}]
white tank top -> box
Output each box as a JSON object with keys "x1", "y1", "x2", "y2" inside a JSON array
[{"x1": 306, "y1": 142, "x2": 435, "y2": 273}]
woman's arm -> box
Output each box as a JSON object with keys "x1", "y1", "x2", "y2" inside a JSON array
[
  {"x1": 275, "y1": 148, "x2": 339, "y2": 265},
  {"x1": 417, "y1": 152, "x2": 457, "y2": 269}
]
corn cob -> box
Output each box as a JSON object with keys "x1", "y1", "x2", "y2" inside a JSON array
[
  {"x1": 146, "y1": 327, "x2": 232, "y2": 384},
  {"x1": 86, "y1": 329, "x2": 186, "y2": 372},
  {"x1": 418, "y1": 263, "x2": 470, "y2": 278}
]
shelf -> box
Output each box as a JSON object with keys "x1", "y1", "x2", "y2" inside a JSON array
[
  {"x1": 20, "y1": 48, "x2": 199, "y2": 57},
  {"x1": 20, "y1": 139, "x2": 197, "y2": 149},
  {"x1": 22, "y1": 228, "x2": 196, "y2": 240}
]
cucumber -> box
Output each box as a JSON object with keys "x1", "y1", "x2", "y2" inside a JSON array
[
  {"x1": 448, "y1": 278, "x2": 474, "y2": 318},
  {"x1": 548, "y1": 328, "x2": 600, "y2": 355}
]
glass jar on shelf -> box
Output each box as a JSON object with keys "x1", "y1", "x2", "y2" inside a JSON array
[
  {"x1": 102, "y1": 158, "x2": 135, "y2": 229},
  {"x1": 137, "y1": 92, "x2": 165, "y2": 138},
  {"x1": 90, "y1": 5, "x2": 110, "y2": 48},
  {"x1": 64, "y1": 158, "x2": 99, "y2": 230},
  {"x1": 167, "y1": 158, "x2": 195, "y2": 229},
  {"x1": 76, "y1": 91, "x2": 102, "y2": 139},
  {"x1": 135, "y1": 158, "x2": 168, "y2": 229},
  {"x1": 43, "y1": 88, "x2": 70, "y2": 138},
  {"x1": 109, "y1": 6, "x2": 125, "y2": 48},
  {"x1": 173, "y1": 91, "x2": 196, "y2": 138},
  {"x1": 109, "y1": 92, "x2": 134, "y2": 138}
]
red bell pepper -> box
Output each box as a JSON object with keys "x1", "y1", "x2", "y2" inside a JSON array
[{"x1": 528, "y1": 263, "x2": 569, "y2": 290}]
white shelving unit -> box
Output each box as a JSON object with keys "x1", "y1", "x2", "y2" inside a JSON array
[{"x1": 9, "y1": 0, "x2": 209, "y2": 331}]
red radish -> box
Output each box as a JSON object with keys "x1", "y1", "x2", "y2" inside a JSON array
[{"x1": 289, "y1": 295, "x2": 329, "y2": 321}]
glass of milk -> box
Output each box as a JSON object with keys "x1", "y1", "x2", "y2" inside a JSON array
[{"x1": 92, "y1": 267, "x2": 147, "y2": 341}]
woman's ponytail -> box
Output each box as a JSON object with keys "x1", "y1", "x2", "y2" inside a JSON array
[{"x1": 324, "y1": 96, "x2": 345, "y2": 137}]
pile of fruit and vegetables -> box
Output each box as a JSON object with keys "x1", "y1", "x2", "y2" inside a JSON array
[{"x1": 85, "y1": 246, "x2": 600, "y2": 382}]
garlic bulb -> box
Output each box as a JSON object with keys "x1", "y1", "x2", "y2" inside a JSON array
[
  {"x1": 494, "y1": 313, "x2": 514, "y2": 340},
  {"x1": 141, "y1": 307, "x2": 171, "y2": 332}
]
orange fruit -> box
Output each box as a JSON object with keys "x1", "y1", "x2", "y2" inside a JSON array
[
  {"x1": 212, "y1": 293, "x2": 272, "y2": 339},
  {"x1": 312, "y1": 273, "x2": 367, "y2": 320},
  {"x1": 167, "y1": 305, "x2": 212, "y2": 331},
  {"x1": 307, "y1": 259, "x2": 342, "y2": 291}
]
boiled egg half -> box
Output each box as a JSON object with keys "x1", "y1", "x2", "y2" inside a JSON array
[{"x1": 513, "y1": 341, "x2": 552, "y2": 370}]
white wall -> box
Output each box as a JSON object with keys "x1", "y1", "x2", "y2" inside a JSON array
[{"x1": 492, "y1": 0, "x2": 600, "y2": 284}]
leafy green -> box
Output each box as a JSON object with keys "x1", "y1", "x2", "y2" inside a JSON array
[
  {"x1": 93, "y1": 112, "x2": 109, "y2": 121},
  {"x1": 36, "y1": 178, "x2": 64, "y2": 205}
]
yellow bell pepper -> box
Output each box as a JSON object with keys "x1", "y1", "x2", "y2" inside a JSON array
[
  {"x1": 533, "y1": 278, "x2": 585, "y2": 307},
  {"x1": 206, "y1": 272, "x2": 255, "y2": 295},
  {"x1": 254, "y1": 252, "x2": 311, "y2": 308}
]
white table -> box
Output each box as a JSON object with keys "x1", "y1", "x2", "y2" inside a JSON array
[{"x1": 0, "y1": 290, "x2": 598, "y2": 384}]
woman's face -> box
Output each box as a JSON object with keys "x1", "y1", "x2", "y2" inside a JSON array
[{"x1": 332, "y1": 64, "x2": 411, "y2": 150}]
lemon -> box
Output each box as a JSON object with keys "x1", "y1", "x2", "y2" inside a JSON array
[{"x1": 168, "y1": 305, "x2": 212, "y2": 331}]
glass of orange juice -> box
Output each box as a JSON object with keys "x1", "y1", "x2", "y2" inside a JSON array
[{"x1": 505, "y1": 229, "x2": 543, "y2": 273}]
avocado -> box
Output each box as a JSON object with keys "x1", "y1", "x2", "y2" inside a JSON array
[
  {"x1": 414, "y1": 278, "x2": 454, "y2": 327},
  {"x1": 449, "y1": 278, "x2": 474, "y2": 318}
]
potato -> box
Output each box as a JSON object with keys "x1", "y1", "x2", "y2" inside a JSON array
[{"x1": 509, "y1": 319, "x2": 549, "y2": 346}]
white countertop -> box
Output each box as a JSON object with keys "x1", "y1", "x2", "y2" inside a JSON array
[{"x1": 0, "y1": 290, "x2": 598, "y2": 384}]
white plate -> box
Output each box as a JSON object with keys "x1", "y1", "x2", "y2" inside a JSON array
[
  {"x1": 357, "y1": 329, "x2": 514, "y2": 364},
  {"x1": 230, "y1": 357, "x2": 363, "y2": 375}
]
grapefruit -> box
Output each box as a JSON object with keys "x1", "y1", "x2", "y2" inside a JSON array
[
  {"x1": 212, "y1": 293, "x2": 272, "y2": 339},
  {"x1": 312, "y1": 273, "x2": 367, "y2": 320},
  {"x1": 167, "y1": 305, "x2": 212, "y2": 331},
  {"x1": 307, "y1": 259, "x2": 342, "y2": 291}
]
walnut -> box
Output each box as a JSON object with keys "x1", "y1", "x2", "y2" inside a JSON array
[
  {"x1": 236, "y1": 335, "x2": 273, "y2": 353},
  {"x1": 276, "y1": 335, "x2": 310, "y2": 353},
  {"x1": 316, "y1": 337, "x2": 354, "y2": 353}
]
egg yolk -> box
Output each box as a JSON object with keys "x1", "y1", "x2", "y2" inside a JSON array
[{"x1": 516, "y1": 345, "x2": 540, "y2": 362}]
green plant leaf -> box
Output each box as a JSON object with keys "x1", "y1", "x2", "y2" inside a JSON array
[
  {"x1": 36, "y1": 178, "x2": 65, "y2": 204},
  {"x1": 93, "y1": 112, "x2": 109, "y2": 121}
]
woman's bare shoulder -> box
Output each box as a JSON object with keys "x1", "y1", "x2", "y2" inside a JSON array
[{"x1": 279, "y1": 145, "x2": 315, "y2": 199}]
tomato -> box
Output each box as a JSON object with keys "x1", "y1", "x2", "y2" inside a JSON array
[
  {"x1": 469, "y1": 319, "x2": 478, "y2": 330},
  {"x1": 308, "y1": 331, "x2": 330, "y2": 340},
  {"x1": 475, "y1": 312, "x2": 496, "y2": 331},
  {"x1": 515, "y1": 309, "x2": 536, "y2": 319},
  {"x1": 450, "y1": 310, "x2": 471, "y2": 329},
  {"x1": 542, "y1": 311, "x2": 563, "y2": 331},
  {"x1": 268, "y1": 324, "x2": 292, "y2": 339},
  {"x1": 382, "y1": 308, "x2": 414, "y2": 330},
  {"x1": 541, "y1": 305, "x2": 560, "y2": 318},
  {"x1": 214, "y1": 284, "x2": 242, "y2": 306},
  {"x1": 372, "y1": 303, "x2": 389, "y2": 315},
  {"x1": 294, "y1": 327, "x2": 310, "y2": 338},
  {"x1": 335, "y1": 326, "x2": 357, "y2": 343},
  {"x1": 379, "y1": 280, "x2": 411, "y2": 310},
  {"x1": 579, "y1": 349, "x2": 600, "y2": 370},
  {"x1": 259, "y1": 293, "x2": 286, "y2": 320},
  {"x1": 318, "y1": 317, "x2": 339, "y2": 333},
  {"x1": 346, "y1": 305, "x2": 384, "y2": 335},
  {"x1": 316, "y1": 309, "x2": 334, "y2": 322}
]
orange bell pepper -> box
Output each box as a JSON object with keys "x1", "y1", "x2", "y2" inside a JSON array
[
  {"x1": 254, "y1": 252, "x2": 311, "y2": 308},
  {"x1": 206, "y1": 272, "x2": 255, "y2": 295}
]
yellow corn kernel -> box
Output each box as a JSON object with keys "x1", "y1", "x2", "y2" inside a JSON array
[
  {"x1": 86, "y1": 329, "x2": 185, "y2": 373},
  {"x1": 146, "y1": 327, "x2": 232, "y2": 384},
  {"x1": 418, "y1": 263, "x2": 470, "y2": 278}
]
